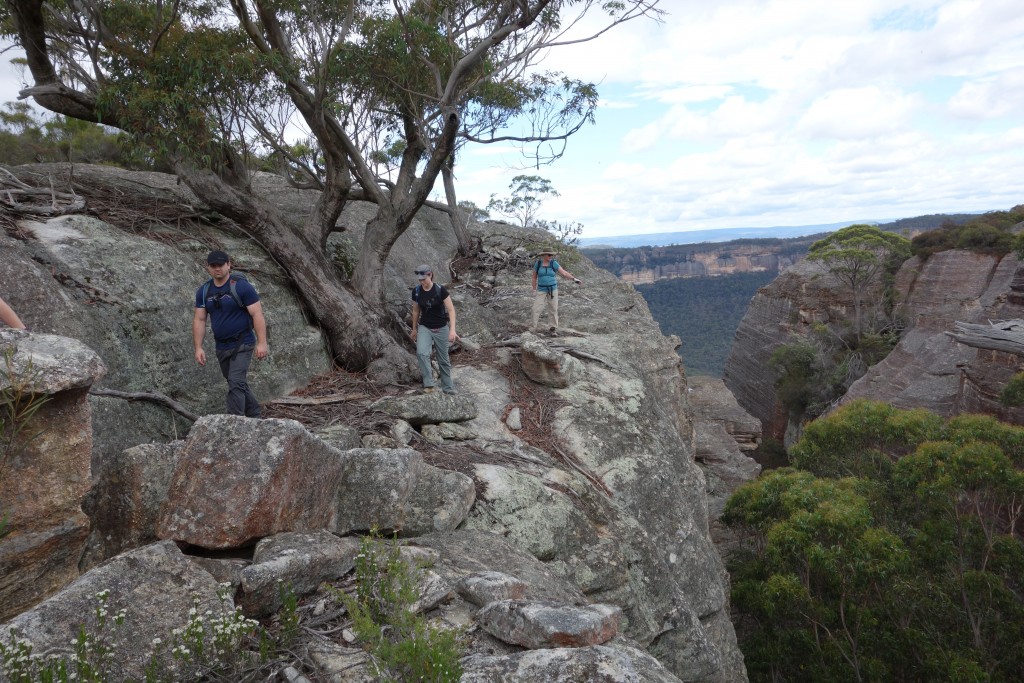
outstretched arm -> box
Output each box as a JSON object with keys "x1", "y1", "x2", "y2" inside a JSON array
[
  {"x1": 0, "y1": 296, "x2": 26, "y2": 329},
  {"x1": 557, "y1": 266, "x2": 582, "y2": 285}
]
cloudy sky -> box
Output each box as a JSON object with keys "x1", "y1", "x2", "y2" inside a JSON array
[
  {"x1": 2, "y1": 0, "x2": 1021, "y2": 240},
  {"x1": 452, "y1": 0, "x2": 1024, "y2": 239}
]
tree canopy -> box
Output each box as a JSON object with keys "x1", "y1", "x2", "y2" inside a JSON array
[
  {"x1": 806, "y1": 225, "x2": 911, "y2": 339},
  {"x1": 726, "y1": 400, "x2": 1024, "y2": 682}
]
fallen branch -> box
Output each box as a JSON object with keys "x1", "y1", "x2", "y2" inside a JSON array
[
  {"x1": 946, "y1": 319, "x2": 1024, "y2": 356},
  {"x1": 0, "y1": 167, "x2": 86, "y2": 216},
  {"x1": 89, "y1": 387, "x2": 199, "y2": 422}
]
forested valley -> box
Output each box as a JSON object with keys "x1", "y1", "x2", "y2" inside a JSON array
[{"x1": 636, "y1": 272, "x2": 777, "y2": 376}]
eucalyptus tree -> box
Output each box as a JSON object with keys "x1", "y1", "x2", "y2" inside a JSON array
[
  {"x1": 1, "y1": 0, "x2": 662, "y2": 375},
  {"x1": 806, "y1": 225, "x2": 911, "y2": 342}
]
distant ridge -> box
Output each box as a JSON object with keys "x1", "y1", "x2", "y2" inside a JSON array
[{"x1": 579, "y1": 220, "x2": 883, "y2": 249}]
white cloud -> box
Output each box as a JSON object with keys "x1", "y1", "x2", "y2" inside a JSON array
[{"x1": 797, "y1": 87, "x2": 919, "y2": 139}]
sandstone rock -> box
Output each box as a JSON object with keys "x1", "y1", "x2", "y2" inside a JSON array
[
  {"x1": 519, "y1": 333, "x2": 583, "y2": 388},
  {"x1": 390, "y1": 419, "x2": 416, "y2": 446},
  {"x1": 433, "y1": 422, "x2": 478, "y2": 441},
  {"x1": 648, "y1": 605, "x2": 725, "y2": 683},
  {"x1": 370, "y1": 393, "x2": 477, "y2": 425},
  {"x1": 0, "y1": 541, "x2": 230, "y2": 682},
  {"x1": 315, "y1": 424, "x2": 362, "y2": 451},
  {"x1": 156, "y1": 416, "x2": 350, "y2": 548},
  {"x1": 0, "y1": 179, "x2": 331, "y2": 462},
  {"x1": 360, "y1": 434, "x2": 396, "y2": 448},
  {"x1": 81, "y1": 441, "x2": 182, "y2": 569},
  {"x1": 456, "y1": 571, "x2": 529, "y2": 607},
  {"x1": 414, "y1": 531, "x2": 586, "y2": 606},
  {"x1": 477, "y1": 599, "x2": 622, "y2": 649},
  {"x1": 687, "y1": 376, "x2": 761, "y2": 452},
  {"x1": 464, "y1": 464, "x2": 598, "y2": 562},
  {"x1": 307, "y1": 640, "x2": 379, "y2": 682},
  {"x1": 0, "y1": 331, "x2": 104, "y2": 621},
  {"x1": 420, "y1": 424, "x2": 445, "y2": 445},
  {"x1": 843, "y1": 251, "x2": 1015, "y2": 418},
  {"x1": 334, "y1": 447, "x2": 423, "y2": 534},
  {"x1": 723, "y1": 259, "x2": 848, "y2": 439},
  {"x1": 461, "y1": 644, "x2": 684, "y2": 683},
  {"x1": 399, "y1": 464, "x2": 476, "y2": 537},
  {"x1": 0, "y1": 330, "x2": 106, "y2": 393},
  {"x1": 239, "y1": 531, "x2": 361, "y2": 617}
]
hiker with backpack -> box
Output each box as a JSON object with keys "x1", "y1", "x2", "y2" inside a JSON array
[
  {"x1": 531, "y1": 249, "x2": 582, "y2": 333},
  {"x1": 410, "y1": 264, "x2": 457, "y2": 394},
  {"x1": 192, "y1": 250, "x2": 268, "y2": 417}
]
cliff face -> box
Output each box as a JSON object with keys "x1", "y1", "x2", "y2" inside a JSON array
[
  {"x1": 722, "y1": 259, "x2": 859, "y2": 439},
  {"x1": 844, "y1": 250, "x2": 1024, "y2": 421},
  {"x1": 723, "y1": 248, "x2": 1024, "y2": 440},
  {"x1": 0, "y1": 164, "x2": 756, "y2": 682},
  {"x1": 584, "y1": 242, "x2": 807, "y2": 284}
]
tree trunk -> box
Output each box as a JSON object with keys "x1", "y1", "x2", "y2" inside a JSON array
[
  {"x1": 173, "y1": 163, "x2": 416, "y2": 381},
  {"x1": 442, "y1": 162, "x2": 475, "y2": 257}
]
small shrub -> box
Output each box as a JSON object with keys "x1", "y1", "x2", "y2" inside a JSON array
[
  {"x1": 1001, "y1": 372, "x2": 1024, "y2": 409},
  {"x1": 337, "y1": 532, "x2": 462, "y2": 683}
]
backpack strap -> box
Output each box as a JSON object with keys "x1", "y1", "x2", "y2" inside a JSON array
[
  {"x1": 535, "y1": 260, "x2": 541, "y2": 274},
  {"x1": 201, "y1": 279, "x2": 214, "y2": 309}
]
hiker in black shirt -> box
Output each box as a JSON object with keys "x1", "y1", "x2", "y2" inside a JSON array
[{"x1": 410, "y1": 265, "x2": 457, "y2": 394}]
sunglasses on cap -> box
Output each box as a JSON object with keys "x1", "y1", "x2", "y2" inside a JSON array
[{"x1": 415, "y1": 269, "x2": 431, "y2": 276}]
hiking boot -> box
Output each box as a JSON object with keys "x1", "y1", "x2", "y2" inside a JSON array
[
  {"x1": 442, "y1": 387, "x2": 456, "y2": 395},
  {"x1": 422, "y1": 386, "x2": 436, "y2": 394}
]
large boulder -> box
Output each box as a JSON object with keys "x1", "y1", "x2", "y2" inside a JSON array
[
  {"x1": 0, "y1": 331, "x2": 105, "y2": 621},
  {"x1": 0, "y1": 541, "x2": 231, "y2": 682},
  {"x1": 80, "y1": 441, "x2": 182, "y2": 569},
  {"x1": 156, "y1": 416, "x2": 352, "y2": 548}
]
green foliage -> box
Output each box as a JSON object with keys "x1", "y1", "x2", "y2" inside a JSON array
[
  {"x1": 790, "y1": 399, "x2": 944, "y2": 478},
  {"x1": 0, "y1": 102, "x2": 133, "y2": 167},
  {"x1": 807, "y1": 225, "x2": 911, "y2": 339},
  {"x1": 768, "y1": 343, "x2": 817, "y2": 416},
  {"x1": 457, "y1": 200, "x2": 489, "y2": 222},
  {"x1": 487, "y1": 175, "x2": 559, "y2": 229},
  {"x1": 728, "y1": 402, "x2": 1024, "y2": 682},
  {"x1": 767, "y1": 319, "x2": 904, "y2": 425},
  {"x1": 636, "y1": 271, "x2": 777, "y2": 376},
  {"x1": 999, "y1": 372, "x2": 1024, "y2": 407},
  {"x1": 913, "y1": 206, "x2": 1024, "y2": 259},
  {"x1": 338, "y1": 533, "x2": 462, "y2": 683}
]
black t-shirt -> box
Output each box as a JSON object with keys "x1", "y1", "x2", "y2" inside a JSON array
[{"x1": 412, "y1": 283, "x2": 450, "y2": 329}]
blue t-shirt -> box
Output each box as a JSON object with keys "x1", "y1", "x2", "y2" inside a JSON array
[
  {"x1": 195, "y1": 277, "x2": 259, "y2": 350},
  {"x1": 536, "y1": 259, "x2": 560, "y2": 290}
]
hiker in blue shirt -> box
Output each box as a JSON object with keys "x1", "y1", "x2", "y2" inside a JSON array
[
  {"x1": 531, "y1": 249, "x2": 582, "y2": 333},
  {"x1": 192, "y1": 250, "x2": 268, "y2": 417},
  {"x1": 411, "y1": 264, "x2": 457, "y2": 394}
]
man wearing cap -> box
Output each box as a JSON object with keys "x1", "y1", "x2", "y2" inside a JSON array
[
  {"x1": 410, "y1": 265, "x2": 457, "y2": 394},
  {"x1": 193, "y1": 250, "x2": 268, "y2": 417},
  {"x1": 531, "y1": 250, "x2": 582, "y2": 333}
]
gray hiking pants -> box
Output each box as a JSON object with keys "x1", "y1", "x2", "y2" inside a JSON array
[
  {"x1": 416, "y1": 324, "x2": 453, "y2": 391},
  {"x1": 216, "y1": 342, "x2": 261, "y2": 417}
]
